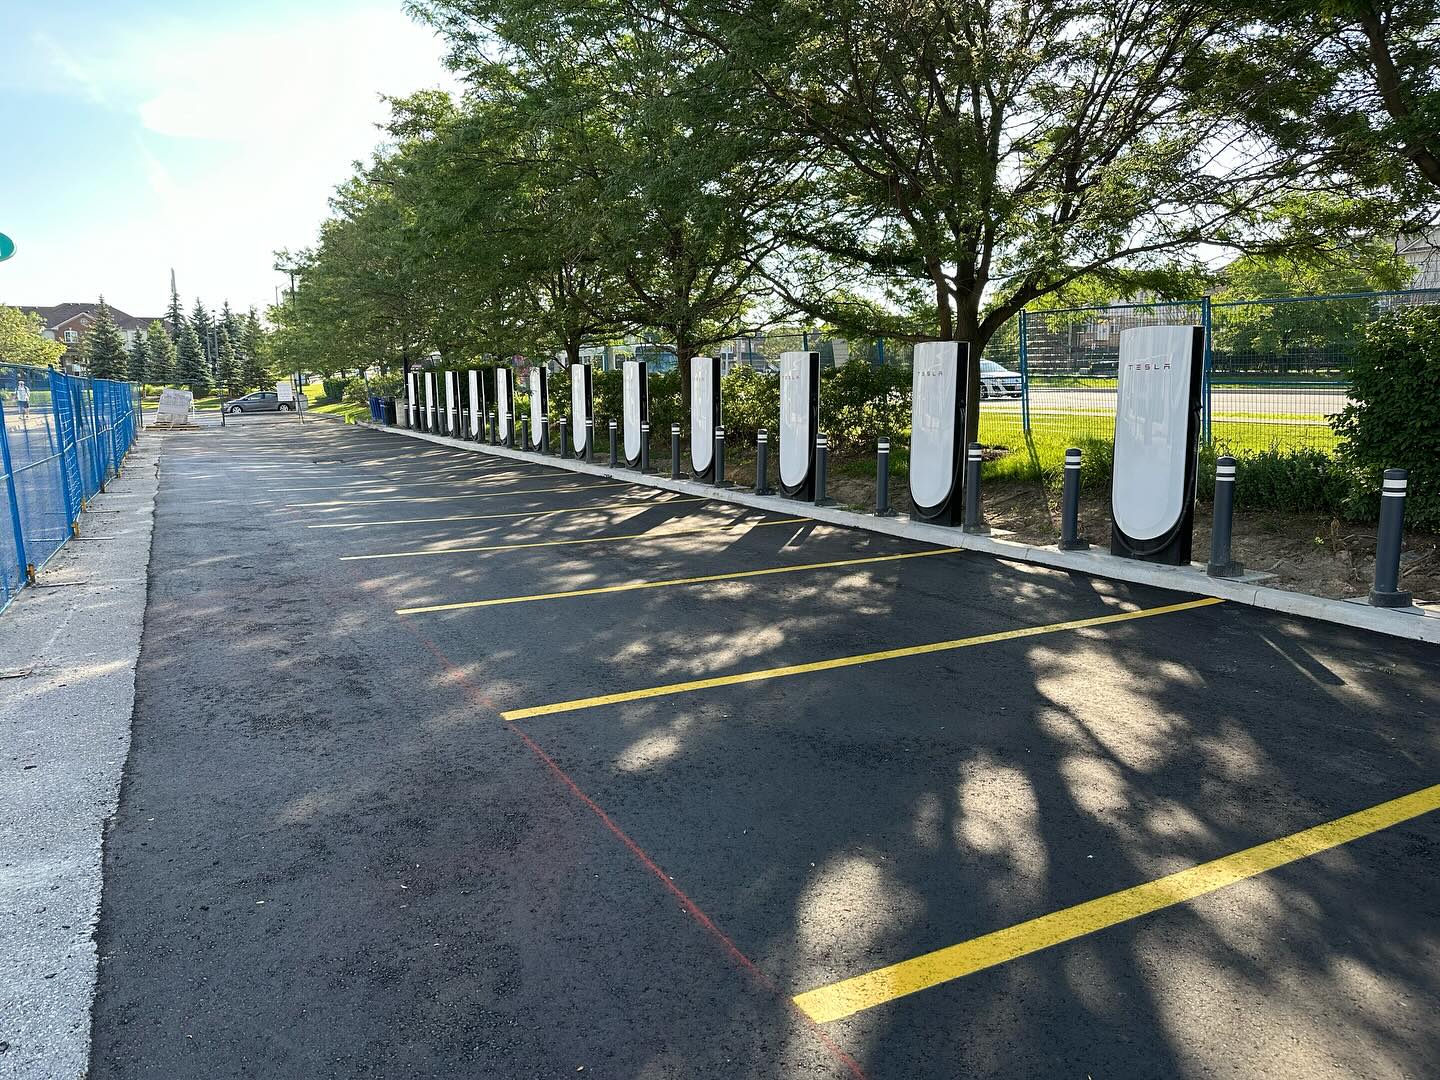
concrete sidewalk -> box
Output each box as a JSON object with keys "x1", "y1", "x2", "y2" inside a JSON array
[{"x1": 0, "y1": 435, "x2": 160, "y2": 1080}]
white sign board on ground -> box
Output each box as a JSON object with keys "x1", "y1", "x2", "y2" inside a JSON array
[
  {"x1": 570, "y1": 363, "x2": 592, "y2": 454},
  {"x1": 778, "y1": 351, "x2": 819, "y2": 498},
  {"x1": 529, "y1": 367, "x2": 548, "y2": 449},
  {"x1": 909, "y1": 340, "x2": 968, "y2": 524},
  {"x1": 468, "y1": 370, "x2": 483, "y2": 438},
  {"x1": 155, "y1": 388, "x2": 192, "y2": 424},
  {"x1": 1111, "y1": 324, "x2": 1202, "y2": 563},
  {"x1": 689, "y1": 355, "x2": 720, "y2": 479},
  {"x1": 495, "y1": 367, "x2": 513, "y2": 444},
  {"x1": 276, "y1": 381, "x2": 294, "y2": 403},
  {"x1": 445, "y1": 370, "x2": 459, "y2": 435},
  {"x1": 622, "y1": 360, "x2": 648, "y2": 467}
]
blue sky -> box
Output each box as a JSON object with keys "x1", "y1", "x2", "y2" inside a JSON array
[{"x1": 0, "y1": 0, "x2": 457, "y2": 319}]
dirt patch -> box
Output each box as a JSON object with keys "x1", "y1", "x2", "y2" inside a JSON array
[{"x1": 720, "y1": 448, "x2": 1440, "y2": 604}]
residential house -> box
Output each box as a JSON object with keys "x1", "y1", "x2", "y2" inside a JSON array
[{"x1": 16, "y1": 302, "x2": 168, "y2": 372}]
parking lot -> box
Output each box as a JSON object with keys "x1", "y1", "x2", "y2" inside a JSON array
[{"x1": 90, "y1": 417, "x2": 1440, "y2": 1078}]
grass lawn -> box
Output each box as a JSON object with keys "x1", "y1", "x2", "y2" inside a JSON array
[{"x1": 302, "y1": 384, "x2": 368, "y2": 422}]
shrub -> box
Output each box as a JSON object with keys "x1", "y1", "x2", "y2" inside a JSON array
[
  {"x1": 340, "y1": 377, "x2": 369, "y2": 406},
  {"x1": 1333, "y1": 308, "x2": 1440, "y2": 529},
  {"x1": 721, "y1": 366, "x2": 780, "y2": 444},
  {"x1": 320, "y1": 377, "x2": 348, "y2": 403}
]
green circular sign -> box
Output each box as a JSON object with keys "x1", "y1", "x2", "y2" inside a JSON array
[{"x1": 0, "y1": 234, "x2": 14, "y2": 262}]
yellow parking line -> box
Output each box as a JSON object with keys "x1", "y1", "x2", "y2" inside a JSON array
[
  {"x1": 396, "y1": 547, "x2": 962, "y2": 614},
  {"x1": 793, "y1": 782, "x2": 1440, "y2": 1024},
  {"x1": 287, "y1": 480, "x2": 628, "y2": 507},
  {"x1": 338, "y1": 515, "x2": 816, "y2": 561},
  {"x1": 501, "y1": 597, "x2": 1223, "y2": 721},
  {"x1": 306, "y1": 495, "x2": 703, "y2": 529}
]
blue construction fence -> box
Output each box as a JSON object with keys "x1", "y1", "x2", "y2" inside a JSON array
[{"x1": 0, "y1": 363, "x2": 143, "y2": 613}]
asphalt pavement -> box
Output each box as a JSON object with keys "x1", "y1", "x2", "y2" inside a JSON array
[{"x1": 87, "y1": 416, "x2": 1439, "y2": 1079}]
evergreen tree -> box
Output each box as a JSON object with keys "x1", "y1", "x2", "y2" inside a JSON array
[
  {"x1": 146, "y1": 321, "x2": 175, "y2": 385},
  {"x1": 175, "y1": 323, "x2": 212, "y2": 395},
  {"x1": 240, "y1": 307, "x2": 271, "y2": 390},
  {"x1": 216, "y1": 326, "x2": 243, "y2": 397},
  {"x1": 84, "y1": 297, "x2": 130, "y2": 380},
  {"x1": 166, "y1": 275, "x2": 185, "y2": 343},
  {"x1": 190, "y1": 298, "x2": 215, "y2": 375},
  {"x1": 219, "y1": 301, "x2": 242, "y2": 351},
  {"x1": 128, "y1": 332, "x2": 150, "y2": 385}
]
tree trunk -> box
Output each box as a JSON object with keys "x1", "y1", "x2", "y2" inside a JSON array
[
  {"x1": 955, "y1": 306, "x2": 986, "y2": 450},
  {"x1": 565, "y1": 339, "x2": 582, "y2": 368}
]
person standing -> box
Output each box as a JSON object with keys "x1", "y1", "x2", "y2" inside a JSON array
[{"x1": 15, "y1": 377, "x2": 30, "y2": 420}]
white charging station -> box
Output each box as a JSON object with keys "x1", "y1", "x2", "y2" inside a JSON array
[
  {"x1": 529, "y1": 367, "x2": 549, "y2": 449},
  {"x1": 571, "y1": 363, "x2": 593, "y2": 455},
  {"x1": 909, "y1": 340, "x2": 969, "y2": 525},
  {"x1": 467, "y1": 369, "x2": 484, "y2": 439},
  {"x1": 424, "y1": 371, "x2": 437, "y2": 432},
  {"x1": 407, "y1": 371, "x2": 419, "y2": 428},
  {"x1": 495, "y1": 366, "x2": 514, "y2": 446},
  {"x1": 623, "y1": 359, "x2": 649, "y2": 468},
  {"x1": 445, "y1": 370, "x2": 459, "y2": 436},
  {"x1": 1111, "y1": 324, "x2": 1203, "y2": 564},
  {"x1": 689, "y1": 355, "x2": 721, "y2": 481},
  {"x1": 779, "y1": 350, "x2": 820, "y2": 499}
]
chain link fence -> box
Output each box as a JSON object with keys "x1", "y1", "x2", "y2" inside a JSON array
[{"x1": 1, "y1": 363, "x2": 142, "y2": 613}]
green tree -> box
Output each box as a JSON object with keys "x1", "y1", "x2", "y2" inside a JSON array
[
  {"x1": 599, "y1": 0, "x2": 1347, "y2": 445},
  {"x1": 0, "y1": 306, "x2": 65, "y2": 367},
  {"x1": 216, "y1": 326, "x2": 244, "y2": 397},
  {"x1": 175, "y1": 322, "x2": 212, "y2": 395},
  {"x1": 84, "y1": 298, "x2": 130, "y2": 380},
  {"x1": 240, "y1": 308, "x2": 271, "y2": 391},
  {"x1": 190, "y1": 299, "x2": 215, "y2": 376},
  {"x1": 166, "y1": 275, "x2": 185, "y2": 343},
  {"x1": 145, "y1": 321, "x2": 175, "y2": 385},
  {"x1": 128, "y1": 331, "x2": 150, "y2": 385}
]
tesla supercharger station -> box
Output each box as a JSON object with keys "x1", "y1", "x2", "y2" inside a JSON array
[
  {"x1": 445, "y1": 370, "x2": 460, "y2": 436},
  {"x1": 622, "y1": 359, "x2": 649, "y2": 468},
  {"x1": 1111, "y1": 324, "x2": 1203, "y2": 564},
  {"x1": 467, "y1": 369, "x2": 485, "y2": 440},
  {"x1": 689, "y1": 355, "x2": 722, "y2": 481},
  {"x1": 424, "y1": 371, "x2": 437, "y2": 432},
  {"x1": 909, "y1": 340, "x2": 969, "y2": 525},
  {"x1": 529, "y1": 367, "x2": 549, "y2": 450},
  {"x1": 406, "y1": 371, "x2": 419, "y2": 429},
  {"x1": 571, "y1": 362, "x2": 593, "y2": 456},
  {"x1": 779, "y1": 350, "x2": 820, "y2": 499},
  {"x1": 495, "y1": 366, "x2": 514, "y2": 446}
]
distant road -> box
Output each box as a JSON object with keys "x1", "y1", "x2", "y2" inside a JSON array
[{"x1": 985, "y1": 386, "x2": 1349, "y2": 422}]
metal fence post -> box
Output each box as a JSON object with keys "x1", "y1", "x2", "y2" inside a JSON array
[
  {"x1": 1058, "y1": 448, "x2": 1088, "y2": 550},
  {"x1": 1200, "y1": 295, "x2": 1213, "y2": 445},
  {"x1": 755, "y1": 430, "x2": 774, "y2": 495},
  {"x1": 0, "y1": 399, "x2": 30, "y2": 587},
  {"x1": 1018, "y1": 309, "x2": 1030, "y2": 436},
  {"x1": 1369, "y1": 469, "x2": 1412, "y2": 608},
  {"x1": 1207, "y1": 456, "x2": 1243, "y2": 577},
  {"x1": 875, "y1": 438, "x2": 894, "y2": 516}
]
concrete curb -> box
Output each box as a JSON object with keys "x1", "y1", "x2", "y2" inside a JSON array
[{"x1": 361, "y1": 422, "x2": 1440, "y2": 646}]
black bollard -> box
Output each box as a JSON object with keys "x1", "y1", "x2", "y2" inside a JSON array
[
  {"x1": 963, "y1": 442, "x2": 986, "y2": 534},
  {"x1": 541, "y1": 416, "x2": 551, "y2": 455},
  {"x1": 585, "y1": 419, "x2": 594, "y2": 463},
  {"x1": 1207, "y1": 456, "x2": 1243, "y2": 577},
  {"x1": 1058, "y1": 447, "x2": 1088, "y2": 550},
  {"x1": 521, "y1": 415, "x2": 530, "y2": 453},
  {"x1": 1369, "y1": 469, "x2": 1413, "y2": 607},
  {"x1": 558, "y1": 418, "x2": 569, "y2": 459},
  {"x1": 640, "y1": 422, "x2": 651, "y2": 473},
  {"x1": 755, "y1": 430, "x2": 774, "y2": 495},
  {"x1": 671, "y1": 423, "x2": 681, "y2": 479},
  {"x1": 608, "y1": 420, "x2": 618, "y2": 468},
  {"x1": 489, "y1": 411, "x2": 498, "y2": 446},
  {"x1": 504, "y1": 412, "x2": 513, "y2": 448},
  {"x1": 815, "y1": 433, "x2": 834, "y2": 506},
  {"x1": 714, "y1": 426, "x2": 729, "y2": 486},
  {"x1": 875, "y1": 438, "x2": 894, "y2": 516}
]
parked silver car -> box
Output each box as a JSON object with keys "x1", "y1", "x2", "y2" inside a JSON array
[
  {"x1": 979, "y1": 359, "x2": 1022, "y2": 398},
  {"x1": 225, "y1": 391, "x2": 295, "y2": 414}
]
